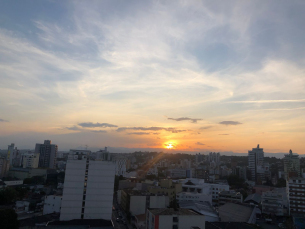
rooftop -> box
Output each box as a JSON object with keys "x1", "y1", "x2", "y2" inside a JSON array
[
  {"x1": 219, "y1": 203, "x2": 255, "y2": 222},
  {"x1": 244, "y1": 193, "x2": 261, "y2": 204},
  {"x1": 206, "y1": 222, "x2": 257, "y2": 229},
  {"x1": 148, "y1": 208, "x2": 201, "y2": 216}
]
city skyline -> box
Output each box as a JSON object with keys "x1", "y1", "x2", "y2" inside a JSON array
[{"x1": 0, "y1": 1, "x2": 305, "y2": 154}]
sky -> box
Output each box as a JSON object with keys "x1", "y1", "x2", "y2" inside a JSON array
[{"x1": 0, "y1": 0, "x2": 305, "y2": 154}]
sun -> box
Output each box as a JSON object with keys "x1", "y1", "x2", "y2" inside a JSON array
[{"x1": 166, "y1": 143, "x2": 173, "y2": 149}]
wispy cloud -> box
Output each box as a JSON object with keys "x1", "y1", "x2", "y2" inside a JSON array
[
  {"x1": 91, "y1": 130, "x2": 107, "y2": 133},
  {"x1": 65, "y1": 126, "x2": 82, "y2": 131},
  {"x1": 78, "y1": 122, "x2": 118, "y2": 128},
  {"x1": 196, "y1": 142, "x2": 205, "y2": 145},
  {"x1": 219, "y1": 121, "x2": 242, "y2": 125},
  {"x1": 227, "y1": 99, "x2": 305, "y2": 104},
  {"x1": 200, "y1": 126, "x2": 213, "y2": 130},
  {"x1": 127, "y1": 132, "x2": 150, "y2": 135},
  {"x1": 0, "y1": 119, "x2": 8, "y2": 122},
  {"x1": 117, "y1": 127, "x2": 187, "y2": 133},
  {"x1": 167, "y1": 117, "x2": 202, "y2": 123}
]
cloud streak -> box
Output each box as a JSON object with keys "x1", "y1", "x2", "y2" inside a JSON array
[
  {"x1": 219, "y1": 121, "x2": 242, "y2": 125},
  {"x1": 196, "y1": 142, "x2": 205, "y2": 145},
  {"x1": 116, "y1": 127, "x2": 187, "y2": 133},
  {"x1": 167, "y1": 117, "x2": 202, "y2": 123},
  {"x1": 78, "y1": 122, "x2": 118, "y2": 128},
  {"x1": 227, "y1": 99, "x2": 305, "y2": 104},
  {"x1": 0, "y1": 119, "x2": 8, "y2": 122}
]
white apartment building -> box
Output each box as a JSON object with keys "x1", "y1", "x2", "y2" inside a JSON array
[
  {"x1": 177, "y1": 192, "x2": 212, "y2": 204},
  {"x1": 287, "y1": 177, "x2": 305, "y2": 215},
  {"x1": 146, "y1": 208, "x2": 205, "y2": 229},
  {"x1": 22, "y1": 152, "x2": 39, "y2": 168},
  {"x1": 43, "y1": 195, "x2": 62, "y2": 215},
  {"x1": 284, "y1": 150, "x2": 300, "y2": 179},
  {"x1": 180, "y1": 178, "x2": 229, "y2": 205},
  {"x1": 60, "y1": 154, "x2": 115, "y2": 221}
]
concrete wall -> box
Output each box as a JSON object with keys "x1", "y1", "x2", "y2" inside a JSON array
[
  {"x1": 150, "y1": 196, "x2": 169, "y2": 208},
  {"x1": 130, "y1": 196, "x2": 146, "y2": 215},
  {"x1": 43, "y1": 195, "x2": 62, "y2": 215},
  {"x1": 158, "y1": 215, "x2": 206, "y2": 229}
]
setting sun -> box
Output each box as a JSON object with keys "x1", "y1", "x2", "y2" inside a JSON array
[{"x1": 166, "y1": 143, "x2": 173, "y2": 149}]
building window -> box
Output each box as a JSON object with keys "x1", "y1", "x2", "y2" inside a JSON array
[
  {"x1": 173, "y1": 217, "x2": 178, "y2": 222},
  {"x1": 172, "y1": 225, "x2": 178, "y2": 229}
]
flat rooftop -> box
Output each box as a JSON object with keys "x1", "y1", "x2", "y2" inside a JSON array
[{"x1": 148, "y1": 208, "x2": 201, "y2": 216}]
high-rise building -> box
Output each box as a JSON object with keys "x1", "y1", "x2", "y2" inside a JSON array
[
  {"x1": 283, "y1": 150, "x2": 300, "y2": 179},
  {"x1": 35, "y1": 140, "x2": 58, "y2": 169},
  {"x1": 248, "y1": 144, "x2": 265, "y2": 183},
  {"x1": 287, "y1": 177, "x2": 305, "y2": 215},
  {"x1": 60, "y1": 153, "x2": 115, "y2": 221},
  {"x1": 7, "y1": 143, "x2": 15, "y2": 166}
]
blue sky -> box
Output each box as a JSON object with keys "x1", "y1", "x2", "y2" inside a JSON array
[{"x1": 0, "y1": 0, "x2": 304, "y2": 153}]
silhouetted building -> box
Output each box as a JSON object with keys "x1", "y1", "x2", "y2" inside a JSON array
[
  {"x1": 283, "y1": 150, "x2": 300, "y2": 179},
  {"x1": 35, "y1": 140, "x2": 58, "y2": 169}
]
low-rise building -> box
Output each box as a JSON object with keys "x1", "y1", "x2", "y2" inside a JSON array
[
  {"x1": 180, "y1": 178, "x2": 229, "y2": 205},
  {"x1": 244, "y1": 193, "x2": 261, "y2": 205},
  {"x1": 15, "y1": 201, "x2": 30, "y2": 214},
  {"x1": 146, "y1": 208, "x2": 206, "y2": 229},
  {"x1": 261, "y1": 188, "x2": 288, "y2": 216},
  {"x1": 177, "y1": 192, "x2": 212, "y2": 204},
  {"x1": 179, "y1": 201, "x2": 219, "y2": 222},
  {"x1": 43, "y1": 195, "x2": 62, "y2": 215},
  {"x1": 218, "y1": 190, "x2": 243, "y2": 206},
  {"x1": 121, "y1": 190, "x2": 169, "y2": 216},
  {"x1": 148, "y1": 179, "x2": 182, "y2": 202}
]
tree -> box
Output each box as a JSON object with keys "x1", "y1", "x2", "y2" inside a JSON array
[
  {"x1": 0, "y1": 209, "x2": 19, "y2": 229},
  {"x1": 0, "y1": 187, "x2": 18, "y2": 204}
]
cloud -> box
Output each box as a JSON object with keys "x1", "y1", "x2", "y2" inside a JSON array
[
  {"x1": 65, "y1": 126, "x2": 82, "y2": 131},
  {"x1": 116, "y1": 127, "x2": 186, "y2": 133},
  {"x1": 167, "y1": 117, "x2": 202, "y2": 123},
  {"x1": 226, "y1": 99, "x2": 305, "y2": 104},
  {"x1": 219, "y1": 121, "x2": 242, "y2": 125},
  {"x1": 91, "y1": 130, "x2": 107, "y2": 133},
  {"x1": 0, "y1": 119, "x2": 8, "y2": 122},
  {"x1": 78, "y1": 122, "x2": 118, "y2": 128},
  {"x1": 200, "y1": 126, "x2": 213, "y2": 130},
  {"x1": 196, "y1": 142, "x2": 205, "y2": 145},
  {"x1": 127, "y1": 132, "x2": 150, "y2": 135}
]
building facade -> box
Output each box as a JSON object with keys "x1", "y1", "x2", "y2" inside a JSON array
[
  {"x1": 60, "y1": 155, "x2": 115, "y2": 221},
  {"x1": 0, "y1": 158, "x2": 9, "y2": 178},
  {"x1": 146, "y1": 208, "x2": 205, "y2": 229},
  {"x1": 283, "y1": 150, "x2": 300, "y2": 179},
  {"x1": 43, "y1": 195, "x2": 62, "y2": 215},
  {"x1": 261, "y1": 188, "x2": 288, "y2": 216},
  {"x1": 248, "y1": 144, "x2": 265, "y2": 183},
  {"x1": 287, "y1": 177, "x2": 305, "y2": 215},
  {"x1": 22, "y1": 152, "x2": 39, "y2": 168},
  {"x1": 35, "y1": 140, "x2": 58, "y2": 169},
  {"x1": 218, "y1": 190, "x2": 243, "y2": 206}
]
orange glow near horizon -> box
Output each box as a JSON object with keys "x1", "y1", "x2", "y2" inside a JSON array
[
  {"x1": 166, "y1": 143, "x2": 173, "y2": 149},
  {"x1": 164, "y1": 141, "x2": 177, "y2": 150}
]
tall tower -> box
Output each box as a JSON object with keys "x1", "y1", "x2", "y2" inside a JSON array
[
  {"x1": 248, "y1": 144, "x2": 264, "y2": 182},
  {"x1": 35, "y1": 140, "x2": 58, "y2": 168},
  {"x1": 60, "y1": 152, "x2": 115, "y2": 221},
  {"x1": 7, "y1": 143, "x2": 15, "y2": 166}
]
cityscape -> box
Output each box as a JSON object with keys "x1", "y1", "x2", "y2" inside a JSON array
[
  {"x1": 0, "y1": 141, "x2": 304, "y2": 228},
  {"x1": 1, "y1": 1, "x2": 305, "y2": 229}
]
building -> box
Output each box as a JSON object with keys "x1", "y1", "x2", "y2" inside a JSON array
[
  {"x1": 248, "y1": 144, "x2": 266, "y2": 183},
  {"x1": 148, "y1": 179, "x2": 182, "y2": 202},
  {"x1": 177, "y1": 192, "x2": 212, "y2": 205},
  {"x1": 168, "y1": 169, "x2": 191, "y2": 178},
  {"x1": 287, "y1": 177, "x2": 305, "y2": 215},
  {"x1": 146, "y1": 208, "x2": 206, "y2": 229},
  {"x1": 283, "y1": 150, "x2": 300, "y2": 179},
  {"x1": 60, "y1": 154, "x2": 115, "y2": 221},
  {"x1": 35, "y1": 140, "x2": 58, "y2": 169},
  {"x1": 179, "y1": 201, "x2": 219, "y2": 222},
  {"x1": 218, "y1": 190, "x2": 243, "y2": 206},
  {"x1": 43, "y1": 195, "x2": 62, "y2": 215},
  {"x1": 244, "y1": 193, "x2": 261, "y2": 205},
  {"x1": 22, "y1": 152, "x2": 39, "y2": 168},
  {"x1": 7, "y1": 143, "x2": 15, "y2": 166},
  {"x1": 180, "y1": 179, "x2": 229, "y2": 205},
  {"x1": 114, "y1": 157, "x2": 127, "y2": 176},
  {"x1": 252, "y1": 185, "x2": 273, "y2": 195},
  {"x1": 261, "y1": 188, "x2": 288, "y2": 216},
  {"x1": 0, "y1": 157, "x2": 9, "y2": 178},
  {"x1": 208, "y1": 152, "x2": 220, "y2": 176},
  {"x1": 195, "y1": 153, "x2": 205, "y2": 164},
  {"x1": 120, "y1": 189, "x2": 169, "y2": 216},
  {"x1": 8, "y1": 167, "x2": 55, "y2": 180},
  {"x1": 218, "y1": 203, "x2": 256, "y2": 224}
]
